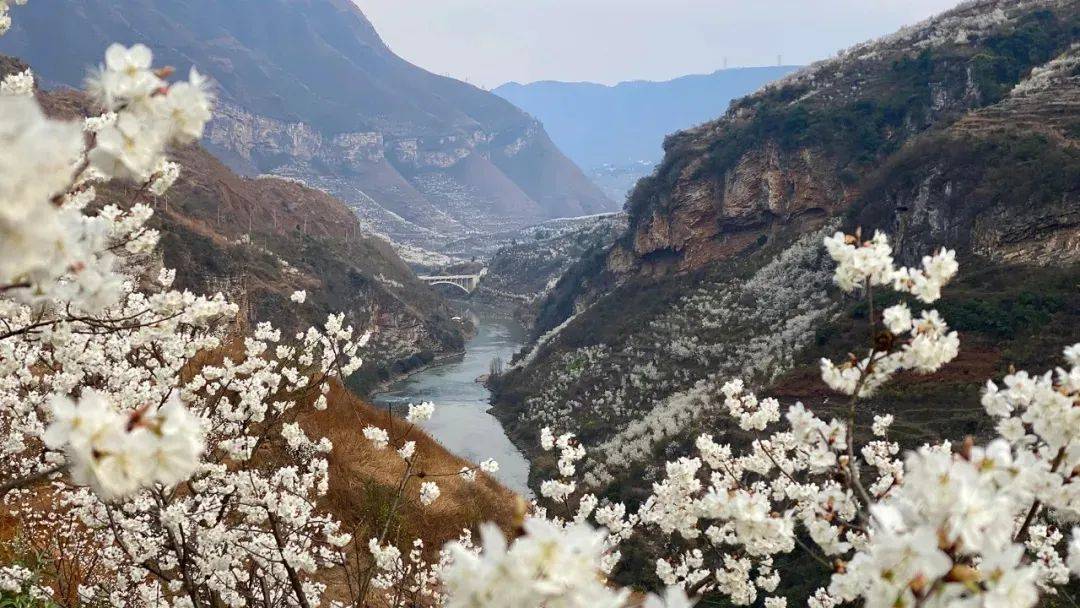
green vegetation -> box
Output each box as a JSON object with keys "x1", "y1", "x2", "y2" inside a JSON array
[
  {"x1": 0, "y1": 539, "x2": 62, "y2": 608},
  {"x1": 970, "y1": 9, "x2": 1080, "y2": 104},
  {"x1": 940, "y1": 291, "x2": 1064, "y2": 338},
  {"x1": 0, "y1": 591, "x2": 58, "y2": 608}
]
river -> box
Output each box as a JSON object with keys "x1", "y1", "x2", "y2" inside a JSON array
[{"x1": 373, "y1": 316, "x2": 532, "y2": 496}]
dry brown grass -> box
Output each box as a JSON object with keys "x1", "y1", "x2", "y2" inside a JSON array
[
  {"x1": 251, "y1": 378, "x2": 523, "y2": 606},
  {"x1": 240, "y1": 377, "x2": 524, "y2": 606},
  {"x1": 300, "y1": 379, "x2": 522, "y2": 550},
  {"x1": 0, "y1": 485, "x2": 109, "y2": 605},
  {"x1": 195, "y1": 334, "x2": 523, "y2": 548}
]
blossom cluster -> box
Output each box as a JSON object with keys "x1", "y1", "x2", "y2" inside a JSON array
[
  {"x1": 368, "y1": 534, "x2": 470, "y2": 604},
  {"x1": 0, "y1": 67, "x2": 33, "y2": 95},
  {"x1": 0, "y1": 17, "x2": 384, "y2": 607},
  {"x1": 3, "y1": 272, "x2": 368, "y2": 607},
  {"x1": 823, "y1": 230, "x2": 957, "y2": 302},
  {"x1": 442, "y1": 519, "x2": 629, "y2": 607},
  {"x1": 821, "y1": 231, "x2": 959, "y2": 396},
  {"x1": 2, "y1": 42, "x2": 211, "y2": 314},
  {"x1": 0, "y1": 38, "x2": 219, "y2": 501},
  {"x1": 441, "y1": 518, "x2": 695, "y2": 608},
  {"x1": 0, "y1": 0, "x2": 26, "y2": 35},
  {"x1": 531, "y1": 427, "x2": 638, "y2": 580},
  {"x1": 43, "y1": 390, "x2": 203, "y2": 499}
]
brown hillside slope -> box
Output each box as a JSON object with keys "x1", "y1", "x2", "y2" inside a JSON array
[{"x1": 302, "y1": 381, "x2": 520, "y2": 547}]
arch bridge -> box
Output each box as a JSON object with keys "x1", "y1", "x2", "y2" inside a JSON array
[{"x1": 417, "y1": 268, "x2": 488, "y2": 294}]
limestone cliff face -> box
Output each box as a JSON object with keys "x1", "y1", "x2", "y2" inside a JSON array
[
  {"x1": 202, "y1": 98, "x2": 571, "y2": 246},
  {"x1": 623, "y1": 142, "x2": 845, "y2": 276},
  {"x1": 207, "y1": 102, "x2": 384, "y2": 170},
  {"x1": 207, "y1": 102, "x2": 510, "y2": 173},
  {"x1": 612, "y1": 0, "x2": 1079, "y2": 280},
  {"x1": 972, "y1": 200, "x2": 1080, "y2": 266},
  {"x1": 864, "y1": 154, "x2": 1080, "y2": 267},
  {"x1": 957, "y1": 53, "x2": 1080, "y2": 266}
]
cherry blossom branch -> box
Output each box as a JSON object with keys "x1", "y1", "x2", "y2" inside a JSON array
[
  {"x1": 1013, "y1": 446, "x2": 1067, "y2": 543},
  {"x1": 0, "y1": 463, "x2": 66, "y2": 497},
  {"x1": 358, "y1": 455, "x2": 417, "y2": 603},
  {"x1": 268, "y1": 512, "x2": 313, "y2": 608}
]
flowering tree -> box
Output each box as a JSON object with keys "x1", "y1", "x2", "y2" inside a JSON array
[
  {"x1": 0, "y1": 11, "x2": 508, "y2": 606},
  {"x1": 1, "y1": 36, "x2": 219, "y2": 497},
  {"x1": 0, "y1": 0, "x2": 25, "y2": 36},
  {"x1": 0, "y1": 11, "x2": 379, "y2": 606},
  {"x1": 358, "y1": 401, "x2": 505, "y2": 606}
]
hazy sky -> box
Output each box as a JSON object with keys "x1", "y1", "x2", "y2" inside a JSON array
[{"x1": 356, "y1": 0, "x2": 963, "y2": 89}]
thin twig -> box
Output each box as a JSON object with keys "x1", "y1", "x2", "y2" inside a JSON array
[{"x1": 0, "y1": 463, "x2": 66, "y2": 497}]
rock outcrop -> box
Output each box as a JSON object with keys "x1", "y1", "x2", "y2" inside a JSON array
[{"x1": 852, "y1": 43, "x2": 1080, "y2": 266}]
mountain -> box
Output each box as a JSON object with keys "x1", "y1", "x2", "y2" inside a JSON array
[
  {"x1": 7, "y1": 53, "x2": 468, "y2": 394},
  {"x1": 494, "y1": 67, "x2": 800, "y2": 200},
  {"x1": 0, "y1": 0, "x2": 614, "y2": 251},
  {"x1": 492, "y1": 0, "x2": 1080, "y2": 536}
]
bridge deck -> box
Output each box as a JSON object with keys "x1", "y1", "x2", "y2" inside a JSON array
[
  {"x1": 417, "y1": 269, "x2": 488, "y2": 293},
  {"x1": 417, "y1": 274, "x2": 483, "y2": 281}
]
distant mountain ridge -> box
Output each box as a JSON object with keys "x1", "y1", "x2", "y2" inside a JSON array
[
  {"x1": 494, "y1": 67, "x2": 800, "y2": 199},
  {"x1": 0, "y1": 0, "x2": 614, "y2": 251}
]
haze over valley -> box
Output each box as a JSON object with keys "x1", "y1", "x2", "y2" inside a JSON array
[{"x1": 495, "y1": 66, "x2": 801, "y2": 200}]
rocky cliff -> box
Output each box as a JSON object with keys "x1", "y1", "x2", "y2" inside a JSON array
[
  {"x1": 0, "y1": 0, "x2": 614, "y2": 251},
  {"x1": 853, "y1": 43, "x2": 1080, "y2": 266}
]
